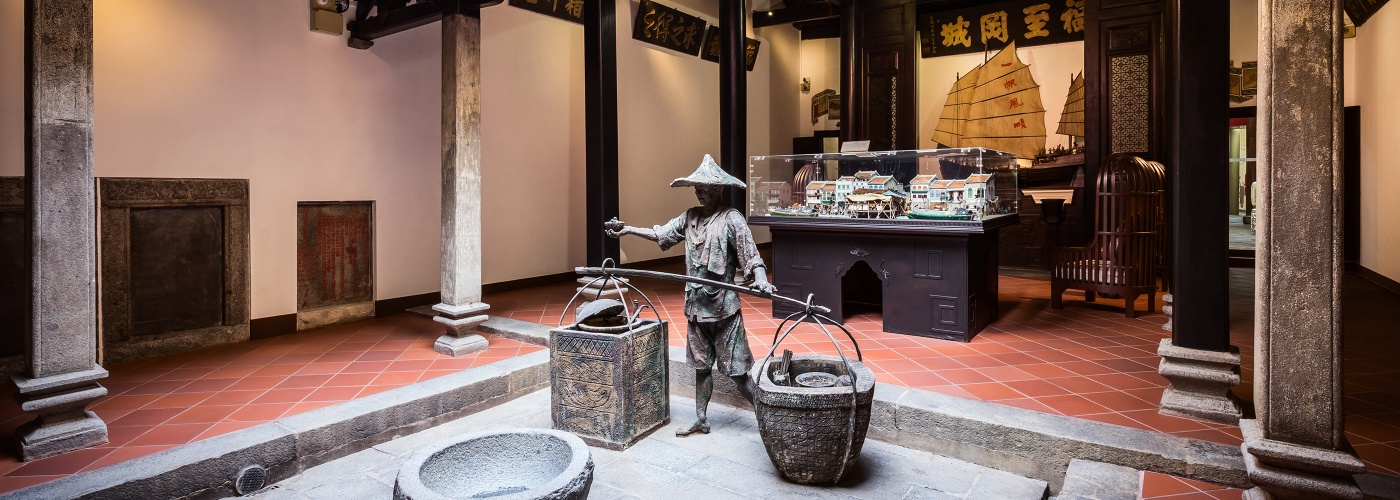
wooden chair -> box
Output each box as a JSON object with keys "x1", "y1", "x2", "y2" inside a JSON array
[{"x1": 1050, "y1": 154, "x2": 1165, "y2": 318}]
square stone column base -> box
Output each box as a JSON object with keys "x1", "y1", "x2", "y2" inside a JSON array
[
  {"x1": 12, "y1": 367, "x2": 111, "y2": 461},
  {"x1": 1240, "y1": 419, "x2": 1365, "y2": 500},
  {"x1": 15, "y1": 410, "x2": 108, "y2": 462},
  {"x1": 1156, "y1": 339, "x2": 1243, "y2": 424},
  {"x1": 432, "y1": 302, "x2": 490, "y2": 357}
]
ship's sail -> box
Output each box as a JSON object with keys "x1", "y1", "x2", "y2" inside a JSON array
[
  {"x1": 930, "y1": 70, "x2": 979, "y2": 149},
  {"x1": 961, "y1": 42, "x2": 1046, "y2": 159},
  {"x1": 1056, "y1": 71, "x2": 1085, "y2": 137}
]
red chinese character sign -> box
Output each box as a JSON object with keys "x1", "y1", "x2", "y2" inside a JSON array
[{"x1": 918, "y1": 0, "x2": 1084, "y2": 58}]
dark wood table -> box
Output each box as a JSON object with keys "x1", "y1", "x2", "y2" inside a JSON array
[{"x1": 753, "y1": 214, "x2": 1017, "y2": 342}]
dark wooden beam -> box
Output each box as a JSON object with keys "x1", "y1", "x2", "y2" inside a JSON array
[
  {"x1": 347, "y1": 0, "x2": 502, "y2": 49},
  {"x1": 585, "y1": 0, "x2": 620, "y2": 265},
  {"x1": 753, "y1": 2, "x2": 840, "y2": 28},
  {"x1": 795, "y1": 18, "x2": 841, "y2": 39},
  {"x1": 1168, "y1": 0, "x2": 1230, "y2": 351},
  {"x1": 720, "y1": 0, "x2": 747, "y2": 200}
]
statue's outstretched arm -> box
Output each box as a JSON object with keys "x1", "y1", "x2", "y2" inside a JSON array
[{"x1": 604, "y1": 218, "x2": 660, "y2": 242}]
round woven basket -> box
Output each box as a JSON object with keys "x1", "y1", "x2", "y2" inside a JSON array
[{"x1": 750, "y1": 354, "x2": 875, "y2": 484}]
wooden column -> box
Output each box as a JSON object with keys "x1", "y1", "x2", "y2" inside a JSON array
[
  {"x1": 1154, "y1": 0, "x2": 1241, "y2": 425},
  {"x1": 585, "y1": 0, "x2": 620, "y2": 265},
  {"x1": 432, "y1": 0, "x2": 490, "y2": 356},
  {"x1": 12, "y1": 0, "x2": 109, "y2": 461},
  {"x1": 1241, "y1": 0, "x2": 1363, "y2": 497},
  {"x1": 720, "y1": 0, "x2": 747, "y2": 191}
]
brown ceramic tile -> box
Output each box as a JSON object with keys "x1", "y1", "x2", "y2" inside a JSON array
[
  {"x1": 1141, "y1": 472, "x2": 1199, "y2": 497},
  {"x1": 110, "y1": 408, "x2": 184, "y2": 427},
  {"x1": 1035, "y1": 395, "x2": 1113, "y2": 416},
  {"x1": 250, "y1": 388, "x2": 313, "y2": 406},
  {"x1": 226, "y1": 404, "x2": 295, "y2": 422},
  {"x1": 1002, "y1": 379, "x2": 1073, "y2": 398},
  {"x1": 961, "y1": 382, "x2": 1027, "y2": 401},
  {"x1": 6, "y1": 448, "x2": 111, "y2": 477},
  {"x1": 126, "y1": 423, "x2": 215, "y2": 446},
  {"x1": 167, "y1": 405, "x2": 241, "y2": 424}
]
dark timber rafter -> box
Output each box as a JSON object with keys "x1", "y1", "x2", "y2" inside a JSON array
[
  {"x1": 752, "y1": 0, "x2": 845, "y2": 29},
  {"x1": 347, "y1": 0, "x2": 503, "y2": 49}
]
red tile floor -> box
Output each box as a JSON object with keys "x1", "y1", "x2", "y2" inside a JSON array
[
  {"x1": 0, "y1": 265, "x2": 1395, "y2": 497},
  {"x1": 0, "y1": 316, "x2": 543, "y2": 493}
]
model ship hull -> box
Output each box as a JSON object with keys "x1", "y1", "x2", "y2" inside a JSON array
[
  {"x1": 768, "y1": 208, "x2": 818, "y2": 217},
  {"x1": 1022, "y1": 152, "x2": 1084, "y2": 184},
  {"x1": 907, "y1": 209, "x2": 974, "y2": 221}
]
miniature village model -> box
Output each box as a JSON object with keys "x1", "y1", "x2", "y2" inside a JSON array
[{"x1": 759, "y1": 158, "x2": 1006, "y2": 221}]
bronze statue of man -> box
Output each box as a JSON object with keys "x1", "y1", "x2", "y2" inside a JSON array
[{"x1": 605, "y1": 155, "x2": 775, "y2": 436}]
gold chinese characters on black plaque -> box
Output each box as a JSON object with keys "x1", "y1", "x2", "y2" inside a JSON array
[
  {"x1": 633, "y1": 0, "x2": 706, "y2": 56},
  {"x1": 918, "y1": 0, "x2": 1086, "y2": 58},
  {"x1": 508, "y1": 0, "x2": 584, "y2": 25},
  {"x1": 699, "y1": 25, "x2": 760, "y2": 72}
]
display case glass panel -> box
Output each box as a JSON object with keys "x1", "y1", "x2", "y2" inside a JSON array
[{"x1": 747, "y1": 148, "x2": 1019, "y2": 223}]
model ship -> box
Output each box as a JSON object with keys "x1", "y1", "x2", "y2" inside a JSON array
[
  {"x1": 1024, "y1": 71, "x2": 1086, "y2": 182},
  {"x1": 930, "y1": 41, "x2": 1046, "y2": 160},
  {"x1": 931, "y1": 45, "x2": 1084, "y2": 185}
]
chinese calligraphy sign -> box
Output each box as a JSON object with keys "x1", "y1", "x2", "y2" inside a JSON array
[
  {"x1": 918, "y1": 0, "x2": 1084, "y2": 58},
  {"x1": 633, "y1": 0, "x2": 706, "y2": 56},
  {"x1": 508, "y1": 0, "x2": 583, "y2": 25},
  {"x1": 699, "y1": 25, "x2": 761, "y2": 72}
]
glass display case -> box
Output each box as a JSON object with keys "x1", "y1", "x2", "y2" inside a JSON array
[{"x1": 747, "y1": 148, "x2": 1020, "y2": 224}]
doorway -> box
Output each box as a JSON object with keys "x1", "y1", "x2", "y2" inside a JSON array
[{"x1": 841, "y1": 260, "x2": 884, "y2": 319}]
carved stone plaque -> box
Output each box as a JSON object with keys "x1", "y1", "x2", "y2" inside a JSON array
[
  {"x1": 100, "y1": 178, "x2": 250, "y2": 364},
  {"x1": 129, "y1": 207, "x2": 225, "y2": 336},
  {"x1": 297, "y1": 202, "x2": 374, "y2": 311},
  {"x1": 0, "y1": 177, "x2": 23, "y2": 368}
]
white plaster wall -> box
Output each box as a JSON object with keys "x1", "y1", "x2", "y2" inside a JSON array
[
  {"x1": 5, "y1": 0, "x2": 799, "y2": 313},
  {"x1": 917, "y1": 42, "x2": 1085, "y2": 152},
  {"x1": 798, "y1": 37, "x2": 842, "y2": 137},
  {"x1": 1353, "y1": 4, "x2": 1400, "y2": 282},
  {"x1": 0, "y1": 1, "x2": 586, "y2": 318},
  {"x1": 0, "y1": 0, "x2": 20, "y2": 176},
  {"x1": 1231, "y1": 0, "x2": 1356, "y2": 107},
  {"x1": 761, "y1": 24, "x2": 801, "y2": 157},
  {"x1": 615, "y1": 0, "x2": 780, "y2": 263}
]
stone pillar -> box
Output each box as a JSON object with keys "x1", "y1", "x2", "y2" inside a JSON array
[
  {"x1": 432, "y1": 0, "x2": 489, "y2": 357},
  {"x1": 1241, "y1": 0, "x2": 1364, "y2": 498},
  {"x1": 11, "y1": 0, "x2": 109, "y2": 461}
]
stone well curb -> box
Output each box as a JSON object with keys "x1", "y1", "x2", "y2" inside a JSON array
[{"x1": 7, "y1": 350, "x2": 551, "y2": 500}]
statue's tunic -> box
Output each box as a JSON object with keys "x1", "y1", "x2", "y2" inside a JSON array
[{"x1": 654, "y1": 206, "x2": 765, "y2": 376}]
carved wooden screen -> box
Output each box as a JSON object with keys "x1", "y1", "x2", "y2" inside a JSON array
[{"x1": 1082, "y1": 0, "x2": 1166, "y2": 243}]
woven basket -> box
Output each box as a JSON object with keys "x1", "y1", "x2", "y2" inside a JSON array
[{"x1": 751, "y1": 354, "x2": 875, "y2": 484}]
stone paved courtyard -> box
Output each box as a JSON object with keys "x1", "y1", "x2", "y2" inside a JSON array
[{"x1": 243, "y1": 389, "x2": 1050, "y2": 500}]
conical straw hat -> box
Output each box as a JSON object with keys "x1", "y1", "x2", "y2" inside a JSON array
[{"x1": 670, "y1": 154, "x2": 747, "y2": 188}]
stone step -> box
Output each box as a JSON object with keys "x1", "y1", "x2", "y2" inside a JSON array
[{"x1": 1051, "y1": 459, "x2": 1140, "y2": 500}]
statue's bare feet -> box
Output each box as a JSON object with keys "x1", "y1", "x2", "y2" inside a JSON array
[{"x1": 675, "y1": 420, "x2": 710, "y2": 437}]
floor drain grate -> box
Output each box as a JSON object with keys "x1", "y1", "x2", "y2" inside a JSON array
[{"x1": 236, "y1": 464, "x2": 268, "y2": 495}]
